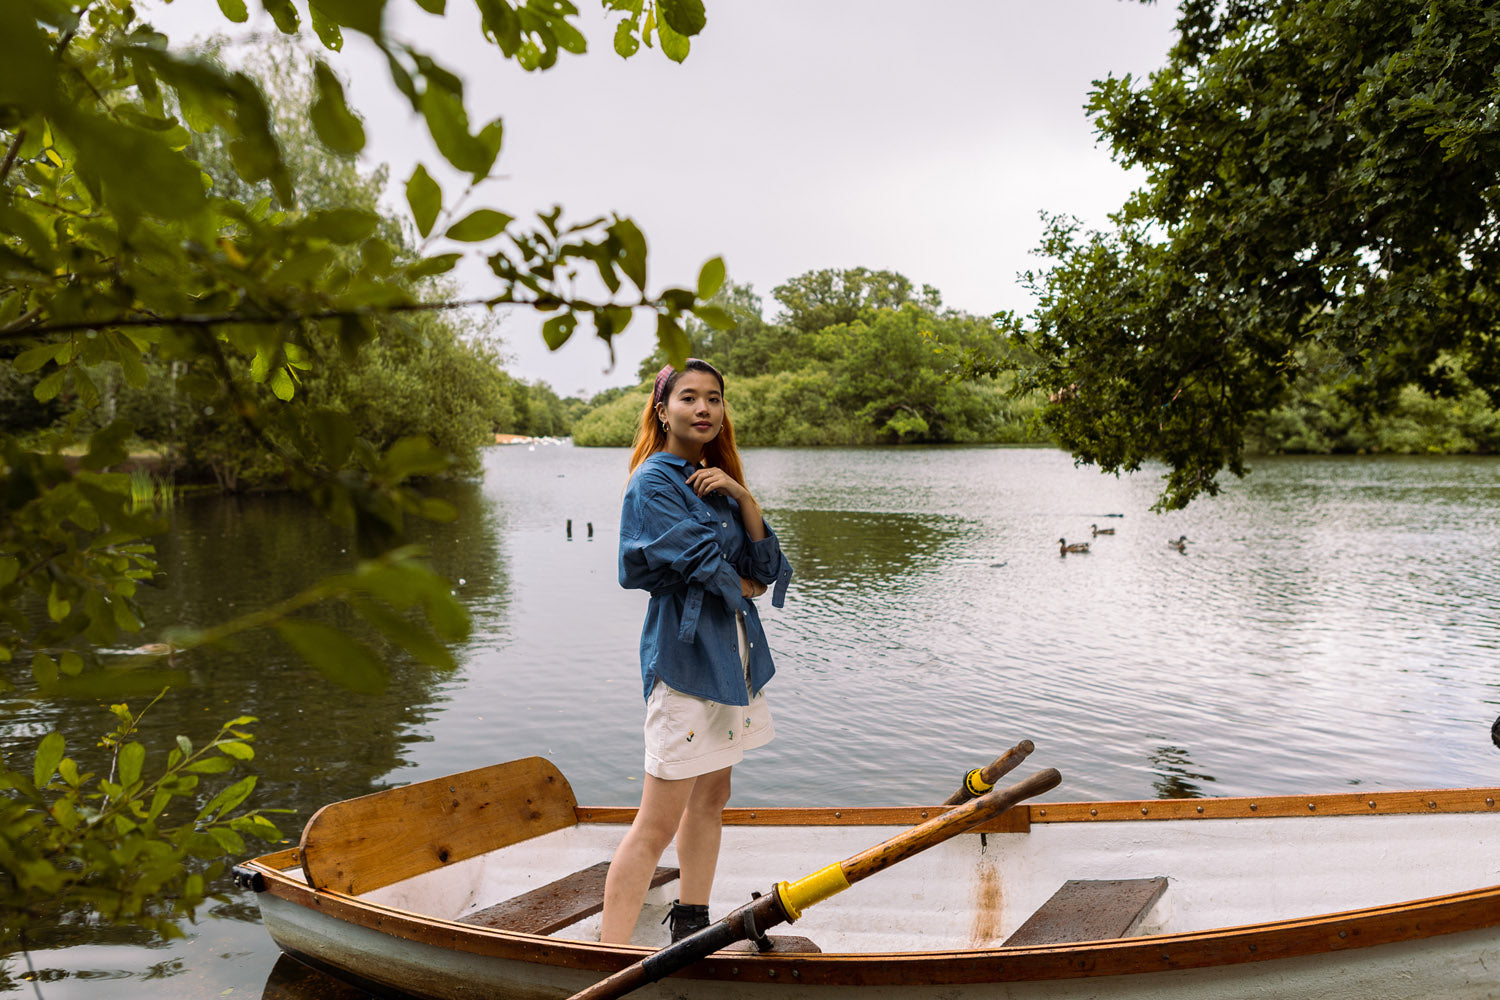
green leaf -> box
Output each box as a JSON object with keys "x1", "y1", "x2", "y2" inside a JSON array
[
  {"x1": 657, "y1": 313, "x2": 691, "y2": 369},
  {"x1": 307, "y1": 0, "x2": 385, "y2": 37},
  {"x1": 445, "y1": 208, "x2": 512, "y2": 242},
  {"x1": 262, "y1": 0, "x2": 301, "y2": 32},
  {"x1": 275, "y1": 619, "x2": 387, "y2": 694},
  {"x1": 609, "y1": 217, "x2": 647, "y2": 290},
  {"x1": 657, "y1": 17, "x2": 690, "y2": 63},
  {"x1": 209, "y1": 826, "x2": 247, "y2": 855},
  {"x1": 311, "y1": 63, "x2": 364, "y2": 153},
  {"x1": 59, "y1": 652, "x2": 83, "y2": 677},
  {"x1": 216, "y1": 0, "x2": 250, "y2": 22},
  {"x1": 13, "y1": 341, "x2": 61, "y2": 374},
  {"x1": 383, "y1": 436, "x2": 450, "y2": 478},
  {"x1": 350, "y1": 597, "x2": 455, "y2": 670},
  {"x1": 308, "y1": 4, "x2": 345, "y2": 49},
  {"x1": 33, "y1": 370, "x2": 64, "y2": 403},
  {"x1": 118, "y1": 742, "x2": 145, "y2": 788},
  {"x1": 47, "y1": 585, "x2": 71, "y2": 622},
  {"x1": 269, "y1": 368, "x2": 295, "y2": 401},
  {"x1": 613, "y1": 18, "x2": 640, "y2": 57},
  {"x1": 177, "y1": 734, "x2": 194, "y2": 758},
  {"x1": 407, "y1": 252, "x2": 462, "y2": 279},
  {"x1": 542, "y1": 313, "x2": 577, "y2": 350},
  {"x1": 0, "y1": 556, "x2": 18, "y2": 586},
  {"x1": 405, "y1": 164, "x2": 442, "y2": 238},
  {"x1": 186, "y1": 756, "x2": 233, "y2": 774},
  {"x1": 693, "y1": 304, "x2": 735, "y2": 330},
  {"x1": 215, "y1": 740, "x2": 254, "y2": 760},
  {"x1": 84, "y1": 418, "x2": 134, "y2": 472},
  {"x1": 657, "y1": 0, "x2": 706, "y2": 35},
  {"x1": 413, "y1": 0, "x2": 445, "y2": 11},
  {"x1": 696, "y1": 256, "x2": 725, "y2": 300},
  {"x1": 197, "y1": 774, "x2": 257, "y2": 822},
  {"x1": 297, "y1": 208, "x2": 379, "y2": 243},
  {"x1": 34, "y1": 732, "x2": 65, "y2": 788}
]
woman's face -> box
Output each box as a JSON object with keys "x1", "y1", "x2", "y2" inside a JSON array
[{"x1": 657, "y1": 370, "x2": 724, "y2": 454}]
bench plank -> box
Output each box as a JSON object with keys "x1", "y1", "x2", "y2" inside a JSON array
[
  {"x1": 1003, "y1": 877, "x2": 1168, "y2": 947},
  {"x1": 459, "y1": 862, "x2": 679, "y2": 935}
]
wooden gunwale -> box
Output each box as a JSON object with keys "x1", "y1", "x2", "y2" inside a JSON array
[{"x1": 247, "y1": 783, "x2": 1500, "y2": 988}]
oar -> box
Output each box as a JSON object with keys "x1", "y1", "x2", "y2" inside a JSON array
[
  {"x1": 943, "y1": 739, "x2": 1034, "y2": 806},
  {"x1": 568, "y1": 767, "x2": 1061, "y2": 1000}
]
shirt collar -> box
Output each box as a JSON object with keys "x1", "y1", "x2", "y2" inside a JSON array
[{"x1": 648, "y1": 451, "x2": 700, "y2": 475}]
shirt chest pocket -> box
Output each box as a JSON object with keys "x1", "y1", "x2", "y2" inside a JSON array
[{"x1": 688, "y1": 502, "x2": 736, "y2": 547}]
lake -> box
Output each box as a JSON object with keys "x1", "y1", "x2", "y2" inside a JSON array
[{"x1": 5, "y1": 444, "x2": 1499, "y2": 997}]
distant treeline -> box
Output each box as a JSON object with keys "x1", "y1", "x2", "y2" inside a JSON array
[
  {"x1": 569, "y1": 270, "x2": 1500, "y2": 456},
  {"x1": 573, "y1": 270, "x2": 1048, "y2": 448}
]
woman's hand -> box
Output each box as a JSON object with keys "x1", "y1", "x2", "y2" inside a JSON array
[
  {"x1": 740, "y1": 576, "x2": 767, "y2": 599},
  {"x1": 686, "y1": 467, "x2": 748, "y2": 503}
]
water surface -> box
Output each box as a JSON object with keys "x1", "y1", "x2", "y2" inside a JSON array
[{"x1": 5, "y1": 445, "x2": 1499, "y2": 996}]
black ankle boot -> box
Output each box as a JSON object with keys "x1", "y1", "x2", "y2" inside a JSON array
[{"x1": 662, "y1": 900, "x2": 710, "y2": 942}]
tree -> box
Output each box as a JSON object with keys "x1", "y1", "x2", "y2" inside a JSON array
[
  {"x1": 1, "y1": 0, "x2": 723, "y2": 952},
  {"x1": 993, "y1": 0, "x2": 1500, "y2": 508}
]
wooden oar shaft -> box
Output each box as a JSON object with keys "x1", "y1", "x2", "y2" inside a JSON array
[
  {"x1": 779, "y1": 768, "x2": 1060, "y2": 914},
  {"x1": 943, "y1": 739, "x2": 1035, "y2": 805}
]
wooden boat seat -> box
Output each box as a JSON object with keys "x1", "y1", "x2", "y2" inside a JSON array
[
  {"x1": 458, "y1": 861, "x2": 679, "y2": 935},
  {"x1": 1002, "y1": 877, "x2": 1168, "y2": 947}
]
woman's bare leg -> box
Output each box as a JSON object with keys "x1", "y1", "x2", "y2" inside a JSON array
[
  {"x1": 600, "y1": 773, "x2": 697, "y2": 943},
  {"x1": 674, "y1": 766, "x2": 732, "y2": 905}
]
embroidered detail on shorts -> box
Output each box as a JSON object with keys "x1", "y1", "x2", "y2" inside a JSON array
[
  {"x1": 745, "y1": 716, "x2": 752, "y2": 728},
  {"x1": 685, "y1": 731, "x2": 694, "y2": 742},
  {"x1": 728, "y1": 729, "x2": 735, "y2": 740}
]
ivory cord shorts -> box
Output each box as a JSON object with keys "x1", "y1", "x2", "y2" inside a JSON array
[{"x1": 643, "y1": 614, "x2": 774, "y2": 780}]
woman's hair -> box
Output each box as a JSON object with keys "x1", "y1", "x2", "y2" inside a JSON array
[{"x1": 627, "y1": 358, "x2": 746, "y2": 486}]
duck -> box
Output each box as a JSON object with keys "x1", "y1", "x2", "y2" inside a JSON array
[
  {"x1": 1090, "y1": 523, "x2": 1116, "y2": 536},
  {"x1": 1167, "y1": 535, "x2": 1188, "y2": 552},
  {"x1": 1059, "y1": 538, "x2": 1090, "y2": 555}
]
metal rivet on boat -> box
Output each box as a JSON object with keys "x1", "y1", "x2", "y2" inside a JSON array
[
  {"x1": 1195, "y1": 805, "x2": 1204, "y2": 813},
  {"x1": 1428, "y1": 800, "x2": 1437, "y2": 809},
  {"x1": 792, "y1": 970, "x2": 801, "y2": 978},
  {"x1": 749, "y1": 812, "x2": 756, "y2": 819},
  {"x1": 1308, "y1": 803, "x2": 1316, "y2": 811},
  {"x1": 731, "y1": 968, "x2": 739, "y2": 976},
  {"x1": 1090, "y1": 808, "x2": 1097, "y2": 817},
  {"x1": 1039, "y1": 809, "x2": 1046, "y2": 816},
  {"x1": 1248, "y1": 943, "x2": 1257, "y2": 953},
  {"x1": 1488, "y1": 798, "x2": 1494, "y2": 807},
  {"x1": 1140, "y1": 807, "x2": 1148, "y2": 815},
  {"x1": 767, "y1": 969, "x2": 777, "y2": 978},
  {"x1": 834, "y1": 811, "x2": 842, "y2": 818},
  {"x1": 450, "y1": 786, "x2": 455, "y2": 793},
  {"x1": 1338, "y1": 930, "x2": 1347, "y2": 939},
  {"x1": 921, "y1": 811, "x2": 928, "y2": 818},
  {"x1": 1249, "y1": 803, "x2": 1258, "y2": 811},
  {"x1": 1368, "y1": 800, "x2": 1377, "y2": 809}
]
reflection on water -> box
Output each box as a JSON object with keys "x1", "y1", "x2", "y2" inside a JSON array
[{"x1": 6, "y1": 446, "x2": 1500, "y2": 998}]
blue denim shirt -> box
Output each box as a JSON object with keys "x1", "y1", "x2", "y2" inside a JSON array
[{"x1": 619, "y1": 451, "x2": 793, "y2": 706}]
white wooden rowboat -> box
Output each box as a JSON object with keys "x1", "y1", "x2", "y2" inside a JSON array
[{"x1": 236, "y1": 756, "x2": 1500, "y2": 999}]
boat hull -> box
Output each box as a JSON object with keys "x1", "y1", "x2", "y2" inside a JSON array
[{"x1": 256, "y1": 886, "x2": 1500, "y2": 999}]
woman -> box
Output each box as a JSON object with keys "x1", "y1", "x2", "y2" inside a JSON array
[{"x1": 600, "y1": 358, "x2": 793, "y2": 945}]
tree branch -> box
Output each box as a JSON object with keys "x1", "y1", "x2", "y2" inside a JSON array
[
  {"x1": 2, "y1": 294, "x2": 656, "y2": 340},
  {"x1": 0, "y1": 129, "x2": 25, "y2": 188}
]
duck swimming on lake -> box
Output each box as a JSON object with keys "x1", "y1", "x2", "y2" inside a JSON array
[
  {"x1": 1091, "y1": 524, "x2": 1115, "y2": 536},
  {"x1": 1059, "y1": 538, "x2": 1090, "y2": 555},
  {"x1": 1167, "y1": 535, "x2": 1188, "y2": 552}
]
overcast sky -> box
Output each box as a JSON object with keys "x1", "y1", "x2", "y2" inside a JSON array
[{"x1": 157, "y1": 1, "x2": 1182, "y2": 397}]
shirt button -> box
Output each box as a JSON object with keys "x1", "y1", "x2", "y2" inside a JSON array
[{"x1": 721, "y1": 521, "x2": 728, "y2": 527}]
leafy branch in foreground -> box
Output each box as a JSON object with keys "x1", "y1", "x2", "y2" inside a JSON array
[
  {"x1": 1, "y1": 692, "x2": 288, "y2": 950},
  {"x1": 1, "y1": 0, "x2": 721, "y2": 949},
  {"x1": 950, "y1": 0, "x2": 1500, "y2": 509}
]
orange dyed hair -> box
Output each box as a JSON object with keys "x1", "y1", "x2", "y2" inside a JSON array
[{"x1": 627, "y1": 358, "x2": 746, "y2": 487}]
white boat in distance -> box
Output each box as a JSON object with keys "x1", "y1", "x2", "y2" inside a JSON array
[{"x1": 236, "y1": 756, "x2": 1500, "y2": 999}]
